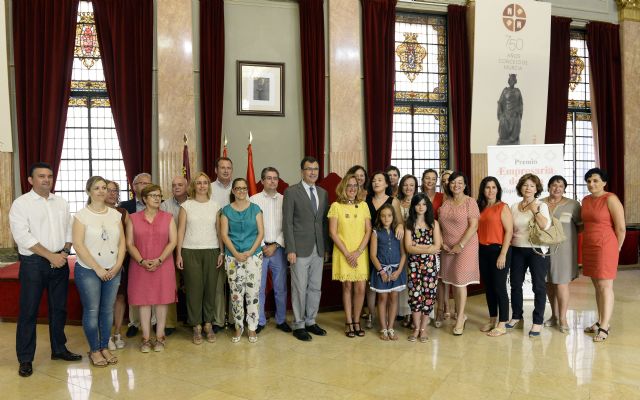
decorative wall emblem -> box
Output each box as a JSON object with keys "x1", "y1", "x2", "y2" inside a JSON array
[
  {"x1": 569, "y1": 47, "x2": 585, "y2": 91},
  {"x1": 396, "y1": 32, "x2": 427, "y2": 83},
  {"x1": 503, "y1": 3, "x2": 527, "y2": 32},
  {"x1": 74, "y1": 12, "x2": 100, "y2": 69}
]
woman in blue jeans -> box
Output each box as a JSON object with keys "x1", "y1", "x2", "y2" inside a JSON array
[{"x1": 72, "y1": 176, "x2": 126, "y2": 367}]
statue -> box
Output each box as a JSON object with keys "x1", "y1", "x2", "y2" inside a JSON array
[{"x1": 497, "y1": 74, "x2": 523, "y2": 145}]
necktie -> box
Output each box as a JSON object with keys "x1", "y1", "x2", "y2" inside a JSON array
[{"x1": 309, "y1": 186, "x2": 317, "y2": 214}]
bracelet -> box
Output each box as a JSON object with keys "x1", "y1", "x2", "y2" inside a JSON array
[
  {"x1": 139, "y1": 258, "x2": 145, "y2": 265},
  {"x1": 61, "y1": 248, "x2": 71, "y2": 254},
  {"x1": 158, "y1": 258, "x2": 163, "y2": 264},
  {"x1": 459, "y1": 243, "x2": 464, "y2": 249},
  {"x1": 534, "y1": 211, "x2": 540, "y2": 215}
]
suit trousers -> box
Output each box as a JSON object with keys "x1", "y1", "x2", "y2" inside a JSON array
[
  {"x1": 290, "y1": 246, "x2": 324, "y2": 330},
  {"x1": 16, "y1": 254, "x2": 70, "y2": 363}
]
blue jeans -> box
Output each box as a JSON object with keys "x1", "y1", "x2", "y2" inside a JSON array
[
  {"x1": 17, "y1": 254, "x2": 70, "y2": 363},
  {"x1": 258, "y1": 247, "x2": 288, "y2": 325},
  {"x1": 74, "y1": 265, "x2": 121, "y2": 352}
]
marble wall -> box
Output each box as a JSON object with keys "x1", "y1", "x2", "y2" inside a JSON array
[
  {"x1": 328, "y1": 0, "x2": 365, "y2": 176},
  {"x1": 156, "y1": 0, "x2": 197, "y2": 195}
]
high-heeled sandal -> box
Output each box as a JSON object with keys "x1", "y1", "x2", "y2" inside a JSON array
[
  {"x1": 345, "y1": 322, "x2": 356, "y2": 338},
  {"x1": 100, "y1": 349, "x2": 118, "y2": 364},
  {"x1": 453, "y1": 316, "x2": 467, "y2": 336},
  {"x1": 353, "y1": 322, "x2": 365, "y2": 337},
  {"x1": 88, "y1": 352, "x2": 108, "y2": 368},
  {"x1": 231, "y1": 326, "x2": 244, "y2": 343}
]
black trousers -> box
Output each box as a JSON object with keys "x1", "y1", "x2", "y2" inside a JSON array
[
  {"x1": 479, "y1": 244, "x2": 511, "y2": 322},
  {"x1": 509, "y1": 247, "x2": 549, "y2": 325},
  {"x1": 16, "y1": 254, "x2": 70, "y2": 363}
]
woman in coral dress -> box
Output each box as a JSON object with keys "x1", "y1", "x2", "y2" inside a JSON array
[{"x1": 581, "y1": 168, "x2": 626, "y2": 342}]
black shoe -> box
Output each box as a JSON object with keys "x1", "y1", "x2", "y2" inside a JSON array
[
  {"x1": 276, "y1": 322, "x2": 292, "y2": 333},
  {"x1": 293, "y1": 328, "x2": 312, "y2": 341},
  {"x1": 126, "y1": 325, "x2": 139, "y2": 337},
  {"x1": 212, "y1": 325, "x2": 224, "y2": 334},
  {"x1": 255, "y1": 324, "x2": 265, "y2": 334},
  {"x1": 18, "y1": 362, "x2": 32, "y2": 377},
  {"x1": 51, "y1": 350, "x2": 82, "y2": 361},
  {"x1": 165, "y1": 328, "x2": 175, "y2": 336},
  {"x1": 305, "y1": 324, "x2": 327, "y2": 336}
]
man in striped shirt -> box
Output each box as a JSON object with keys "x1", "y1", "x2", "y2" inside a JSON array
[{"x1": 250, "y1": 167, "x2": 291, "y2": 334}]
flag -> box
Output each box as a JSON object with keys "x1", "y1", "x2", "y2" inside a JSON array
[
  {"x1": 182, "y1": 134, "x2": 191, "y2": 181},
  {"x1": 246, "y1": 143, "x2": 258, "y2": 196}
]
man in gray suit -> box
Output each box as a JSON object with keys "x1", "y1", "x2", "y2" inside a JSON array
[{"x1": 283, "y1": 156, "x2": 330, "y2": 341}]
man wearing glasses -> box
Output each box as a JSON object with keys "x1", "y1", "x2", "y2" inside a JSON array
[
  {"x1": 250, "y1": 167, "x2": 291, "y2": 334},
  {"x1": 283, "y1": 157, "x2": 330, "y2": 341}
]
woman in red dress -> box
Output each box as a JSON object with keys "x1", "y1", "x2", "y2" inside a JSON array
[{"x1": 581, "y1": 168, "x2": 625, "y2": 342}]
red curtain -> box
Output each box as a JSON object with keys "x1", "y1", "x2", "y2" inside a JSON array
[
  {"x1": 361, "y1": 0, "x2": 396, "y2": 173},
  {"x1": 544, "y1": 17, "x2": 571, "y2": 144},
  {"x1": 200, "y1": 0, "x2": 225, "y2": 181},
  {"x1": 299, "y1": 0, "x2": 326, "y2": 178},
  {"x1": 92, "y1": 0, "x2": 153, "y2": 186},
  {"x1": 13, "y1": 0, "x2": 79, "y2": 193},
  {"x1": 447, "y1": 5, "x2": 471, "y2": 176},
  {"x1": 586, "y1": 22, "x2": 624, "y2": 199}
]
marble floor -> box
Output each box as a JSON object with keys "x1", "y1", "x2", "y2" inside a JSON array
[{"x1": 1, "y1": 270, "x2": 639, "y2": 400}]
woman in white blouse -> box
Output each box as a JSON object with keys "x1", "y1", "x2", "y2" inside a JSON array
[
  {"x1": 507, "y1": 173, "x2": 551, "y2": 337},
  {"x1": 72, "y1": 176, "x2": 126, "y2": 367},
  {"x1": 175, "y1": 172, "x2": 224, "y2": 344}
]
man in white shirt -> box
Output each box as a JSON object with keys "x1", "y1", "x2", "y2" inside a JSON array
[
  {"x1": 210, "y1": 157, "x2": 233, "y2": 207},
  {"x1": 160, "y1": 175, "x2": 189, "y2": 335},
  {"x1": 250, "y1": 167, "x2": 291, "y2": 334},
  {"x1": 9, "y1": 162, "x2": 82, "y2": 378}
]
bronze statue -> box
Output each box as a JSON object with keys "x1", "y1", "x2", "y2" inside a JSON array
[{"x1": 497, "y1": 74, "x2": 523, "y2": 145}]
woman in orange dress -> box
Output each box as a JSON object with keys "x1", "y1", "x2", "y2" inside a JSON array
[{"x1": 581, "y1": 168, "x2": 626, "y2": 342}]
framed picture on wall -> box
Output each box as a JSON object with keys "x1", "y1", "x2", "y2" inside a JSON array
[{"x1": 237, "y1": 61, "x2": 285, "y2": 116}]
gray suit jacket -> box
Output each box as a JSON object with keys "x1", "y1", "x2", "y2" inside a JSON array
[{"x1": 283, "y1": 182, "x2": 329, "y2": 258}]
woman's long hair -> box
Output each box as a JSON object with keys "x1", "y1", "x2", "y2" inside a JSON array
[
  {"x1": 476, "y1": 176, "x2": 503, "y2": 212},
  {"x1": 405, "y1": 193, "x2": 434, "y2": 231}
]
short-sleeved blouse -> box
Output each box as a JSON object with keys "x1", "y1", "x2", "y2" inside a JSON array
[{"x1": 222, "y1": 203, "x2": 262, "y2": 256}]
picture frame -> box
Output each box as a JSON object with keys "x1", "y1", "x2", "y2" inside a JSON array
[{"x1": 236, "y1": 61, "x2": 285, "y2": 116}]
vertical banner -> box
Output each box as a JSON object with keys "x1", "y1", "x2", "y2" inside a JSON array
[
  {"x1": 487, "y1": 144, "x2": 564, "y2": 206},
  {"x1": 470, "y1": 0, "x2": 551, "y2": 153},
  {"x1": 0, "y1": 0, "x2": 13, "y2": 152}
]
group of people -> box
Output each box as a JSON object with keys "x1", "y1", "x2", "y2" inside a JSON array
[
  {"x1": 9, "y1": 157, "x2": 625, "y2": 378},
  {"x1": 327, "y1": 166, "x2": 625, "y2": 344}
]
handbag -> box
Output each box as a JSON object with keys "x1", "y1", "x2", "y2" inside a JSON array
[{"x1": 528, "y1": 210, "x2": 566, "y2": 256}]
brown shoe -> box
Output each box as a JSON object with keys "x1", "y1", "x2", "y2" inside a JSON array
[
  {"x1": 203, "y1": 323, "x2": 216, "y2": 343},
  {"x1": 192, "y1": 325, "x2": 203, "y2": 345}
]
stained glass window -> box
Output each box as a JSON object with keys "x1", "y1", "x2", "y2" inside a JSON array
[
  {"x1": 391, "y1": 13, "x2": 449, "y2": 184},
  {"x1": 564, "y1": 30, "x2": 595, "y2": 201},
  {"x1": 58, "y1": 1, "x2": 128, "y2": 213}
]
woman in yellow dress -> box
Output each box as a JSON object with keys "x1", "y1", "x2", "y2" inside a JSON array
[{"x1": 329, "y1": 173, "x2": 372, "y2": 337}]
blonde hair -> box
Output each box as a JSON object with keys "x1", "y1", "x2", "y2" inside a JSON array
[
  {"x1": 335, "y1": 174, "x2": 362, "y2": 204},
  {"x1": 85, "y1": 176, "x2": 107, "y2": 205},
  {"x1": 187, "y1": 172, "x2": 212, "y2": 199}
]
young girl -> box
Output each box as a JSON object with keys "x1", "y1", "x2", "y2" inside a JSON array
[
  {"x1": 404, "y1": 193, "x2": 442, "y2": 342},
  {"x1": 369, "y1": 204, "x2": 407, "y2": 340}
]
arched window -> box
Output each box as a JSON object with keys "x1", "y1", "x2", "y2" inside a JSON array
[
  {"x1": 391, "y1": 13, "x2": 450, "y2": 186},
  {"x1": 57, "y1": 1, "x2": 128, "y2": 213}
]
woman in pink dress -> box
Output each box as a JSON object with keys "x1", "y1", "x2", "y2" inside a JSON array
[
  {"x1": 438, "y1": 172, "x2": 480, "y2": 336},
  {"x1": 126, "y1": 184, "x2": 177, "y2": 352},
  {"x1": 581, "y1": 168, "x2": 626, "y2": 342}
]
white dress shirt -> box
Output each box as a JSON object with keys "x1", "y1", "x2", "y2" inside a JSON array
[
  {"x1": 210, "y1": 179, "x2": 232, "y2": 207},
  {"x1": 9, "y1": 190, "x2": 72, "y2": 256},
  {"x1": 250, "y1": 190, "x2": 285, "y2": 247}
]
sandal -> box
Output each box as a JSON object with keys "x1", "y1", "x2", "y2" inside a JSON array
[
  {"x1": 100, "y1": 349, "x2": 118, "y2": 364},
  {"x1": 593, "y1": 327, "x2": 609, "y2": 342},
  {"x1": 487, "y1": 327, "x2": 507, "y2": 337},
  {"x1": 231, "y1": 326, "x2": 244, "y2": 343},
  {"x1": 353, "y1": 322, "x2": 365, "y2": 337},
  {"x1": 203, "y1": 323, "x2": 216, "y2": 343},
  {"x1": 418, "y1": 328, "x2": 429, "y2": 343},
  {"x1": 248, "y1": 331, "x2": 258, "y2": 343},
  {"x1": 387, "y1": 328, "x2": 398, "y2": 341},
  {"x1": 344, "y1": 323, "x2": 356, "y2": 338},
  {"x1": 408, "y1": 328, "x2": 419, "y2": 342},
  {"x1": 193, "y1": 325, "x2": 203, "y2": 345},
  {"x1": 379, "y1": 329, "x2": 389, "y2": 341},
  {"x1": 584, "y1": 322, "x2": 600, "y2": 334},
  {"x1": 88, "y1": 351, "x2": 108, "y2": 368}
]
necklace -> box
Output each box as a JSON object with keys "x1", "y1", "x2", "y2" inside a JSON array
[
  {"x1": 88, "y1": 204, "x2": 108, "y2": 214},
  {"x1": 519, "y1": 199, "x2": 533, "y2": 212}
]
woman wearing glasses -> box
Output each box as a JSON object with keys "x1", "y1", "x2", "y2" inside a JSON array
[
  {"x1": 220, "y1": 178, "x2": 264, "y2": 343},
  {"x1": 126, "y1": 184, "x2": 178, "y2": 352}
]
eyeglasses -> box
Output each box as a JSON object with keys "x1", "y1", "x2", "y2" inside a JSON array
[
  {"x1": 107, "y1": 189, "x2": 119, "y2": 194},
  {"x1": 234, "y1": 187, "x2": 248, "y2": 192},
  {"x1": 346, "y1": 184, "x2": 359, "y2": 189},
  {"x1": 303, "y1": 167, "x2": 319, "y2": 171},
  {"x1": 147, "y1": 194, "x2": 162, "y2": 199}
]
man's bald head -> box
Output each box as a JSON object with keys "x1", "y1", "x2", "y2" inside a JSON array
[{"x1": 171, "y1": 175, "x2": 189, "y2": 198}]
